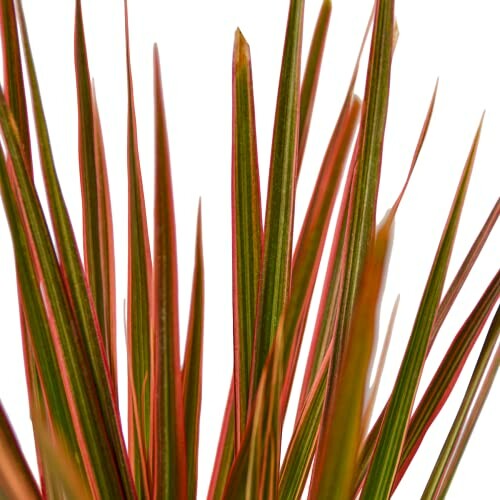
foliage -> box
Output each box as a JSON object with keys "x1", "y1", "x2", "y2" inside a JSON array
[{"x1": 0, "y1": 0, "x2": 498, "y2": 498}]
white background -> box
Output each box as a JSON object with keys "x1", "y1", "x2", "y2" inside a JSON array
[{"x1": 0, "y1": 0, "x2": 498, "y2": 498}]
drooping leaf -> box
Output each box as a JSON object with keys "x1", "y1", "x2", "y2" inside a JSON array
[
  {"x1": 231, "y1": 29, "x2": 262, "y2": 448},
  {"x1": 151, "y1": 44, "x2": 187, "y2": 499},
  {"x1": 183, "y1": 203, "x2": 205, "y2": 500},
  {"x1": 361, "y1": 115, "x2": 484, "y2": 499}
]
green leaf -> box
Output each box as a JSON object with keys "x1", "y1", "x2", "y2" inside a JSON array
[
  {"x1": 297, "y1": 0, "x2": 331, "y2": 171},
  {"x1": 308, "y1": 211, "x2": 393, "y2": 499},
  {"x1": 438, "y1": 333, "x2": 500, "y2": 497},
  {"x1": 355, "y1": 200, "x2": 500, "y2": 494},
  {"x1": 249, "y1": 0, "x2": 305, "y2": 400},
  {"x1": 423, "y1": 306, "x2": 499, "y2": 498},
  {"x1": 0, "y1": 0, "x2": 32, "y2": 175},
  {"x1": 74, "y1": 0, "x2": 112, "y2": 384},
  {"x1": 123, "y1": 5, "x2": 152, "y2": 497},
  {"x1": 223, "y1": 321, "x2": 286, "y2": 499},
  {"x1": 390, "y1": 270, "x2": 500, "y2": 492},
  {"x1": 281, "y1": 93, "x2": 361, "y2": 415},
  {"x1": 183, "y1": 203, "x2": 205, "y2": 500},
  {"x1": 91, "y1": 82, "x2": 117, "y2": 395},
  {"x1": 231, "y1": 29, "x2": 263, "y2": 447},
  {"x1": 13, "y1": 5, "x2": 134, "y2": 496},
  {"x1": 0, "y1": 88, "x2": 132, "y2": 498},
  {"x1": 30, "y1": 409, "x2": 92, "y2": 500},
  {"x1": 0, "y1": 403, "x2": 41, "y2": 500},
  {"x1": 207, "y1": 385, "x2": 236, "y2": 500},
  {"x1": 0, "y1": 147, "x2": 86, "y2": 497},
  {"x1": 151, "y1": 44, "x2": 187, "y2": 499},
  {"x1": 296, "y1": 10, "x2": 375, "y2": 413},
  {"x1": 327, "y1": 0, "x2": 394, "y2": 402},
  {"x1": 360, "y1": 115, "x2": 484, "y2": 499}
]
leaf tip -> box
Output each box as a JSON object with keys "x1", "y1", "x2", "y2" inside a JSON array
[{"x1": 233, "y1": 28, "x2": 250, "y2": 69}]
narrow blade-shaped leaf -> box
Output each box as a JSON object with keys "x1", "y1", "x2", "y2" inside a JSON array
[
  {"x1": 91, "y1": 83, "x2": 117, "y2": 392},
  {"x1": 0, "y1": 0, "x2": 32, "y2": 175},
  {"x1": 13, "y1": 4, "x2": 134, "y2": 495},
  {"x1": 297, "y1": 0, "x2": 331, "y2": 171},
  {"x1": 231, "y1": 29, "x2": 262, "y2": 447},
  {"x1": 30, "y1": 409, "x2": 92, "y2": 500},
  {"x1": 207, "y1": 383, "x2": 236, "y2": 500},
  {"x1": 438, "y1": 339, "x2": 500, "y2": 497},
  {"x1": 224, "y1": 322, "x2": 285, "y2": 499},
  {"x1": 183, "y1": 203, "x2": 205, "y2": 500},
  {"x1": 151, "y1": 44, "x2": 187, "y2": 499},
  {"x1": 249, "y1": 0, "x2": 305, "y2": 400},
  {"x1": 390, "y1": 270, "x2": 500, "y2": 492},
  {"x1": 423, "y1": 306, "x2": 499, "y2": 498},
  {"x1": 0, "y1": 403, "x2": 40, "y2": 500},
  {"x1": 0, "y1": 89, "x2": 133, "y2": 498},
  {"x1": 123, "y1": 5, "x2": 152, "y2": 496},
  {"x1": 355, "y1": 201, "x2": 500, "y2": 493},
  {"x1": 74, "y1": 0, "x2": 113, "y2": 384},
  {"x1": 309, "y1": 211, "x2": 393, "y2": 499},
  {"x1": 296, "y1": 9, "x2": 377, "y2": 411},
  {"x1": 281, "y1": 94, "x2": 361, "y2": 415},
  {"x1": 361, "y1": 115, "x2": 484, "y2": 499},
  {"x1": 327, "y1": 0, "x2": 394, "y2": 405}
]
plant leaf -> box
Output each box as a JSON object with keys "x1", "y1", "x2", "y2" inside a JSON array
[
  {"x1": 308, "y1": 211, "x2": 393, "y2": 499},
  {"x1": 231, "y1": 29, "x2": 263, "y2": 448},
  {"x1": 326, "y1": 0, "x2": 394, "y2": 406},
  {"x1": 207, "y1": 383, "x2": 236, "y2": 500},
  {"x1": 13, "y1": 2, "x2": 134, "y2": 497},
  {"x1": 151, "y1": 44, "x2": 187, "y2": 499},
  {"x1": 296, "y1": 8, "x2": 376, "y2": 413},
  {"x1": 74, "y1": 0, "x2": 114, "y2": 386},
  {"x1": 297, "y1": 0, "x2": 331, "y2": 171},
  {"x1": 13, "y1": 4, "x2": 134, "y2": 496},
  {"x1": 122, "y1": 4, "x2": 153, "y2": 496},
  {"x1": 360, "y1": 115, "x2": 484, "y2": 499},
  {"x1": 91, "y1": 82, "x2": 117, "y2": 394},
  {"x1": 389, "y1": 270, "x2": 500, "y2": 493},
  {"x1": 438, "y1": 335, "x2": 500, "y2": 497},
  {"x1": 281, "y1": 93, "x2": 361, "y2": 416},
  {"x1": 423, "y1": 306, "x2": 499, "y2": 498},
  {"x1": 183, "y1": 202, "x2": 205, "y2": 500},
  {"x1": 223, "y1": 321, "x2": 286, "y2": 499},
  {"x1": 0, "y1": 403, "x2": 41, "y2": 500},
  {"x1": 0, "y1": 89, "x2": 132, "y2": 497},
  {"x1": 249, "y1": 0, "x2": 305, "y2": 401},
  {"x1": 355, "y1": 199, "x2": 500, "y2": 493}
]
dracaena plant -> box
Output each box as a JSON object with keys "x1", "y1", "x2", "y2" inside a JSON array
[{"x1": 0, "y1": 0, "x2": 498, "y2": 499}]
